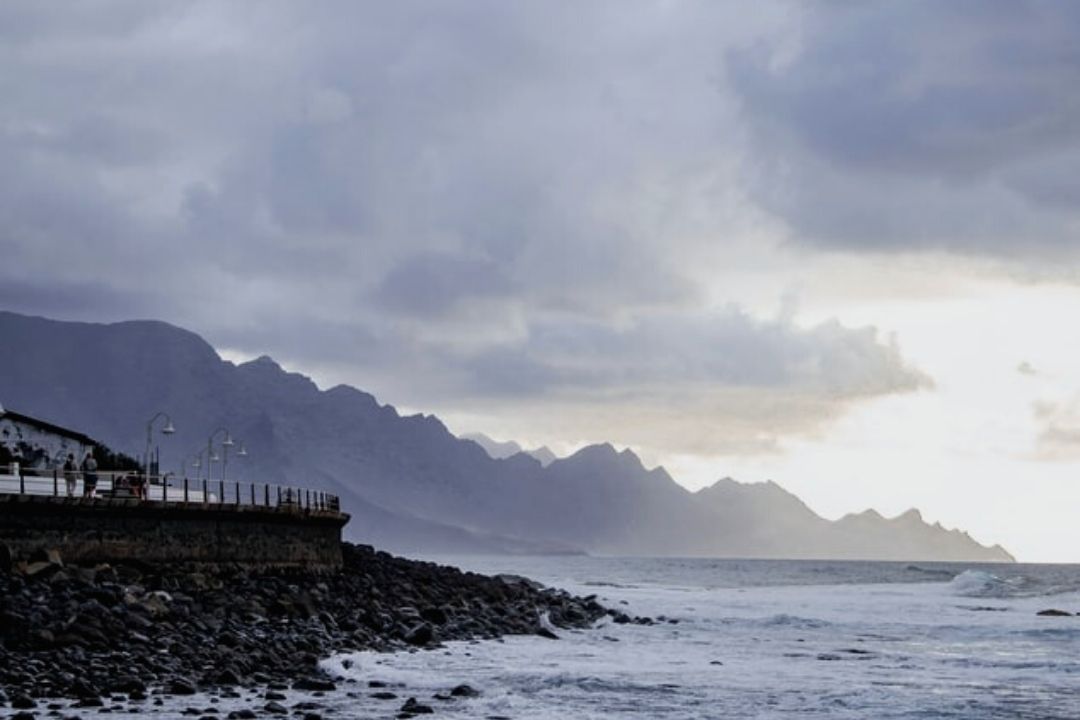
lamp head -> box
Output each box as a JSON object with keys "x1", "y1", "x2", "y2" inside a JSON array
[
  {"x1": 162, "y1": 420, "x2": 176, "y2": 435},
  {"x1": 236, "y1": 445, "x2": 248, "y2": 458},
  {"x1": 222, "y1": 433, "x2": 235, "y2": 447}
]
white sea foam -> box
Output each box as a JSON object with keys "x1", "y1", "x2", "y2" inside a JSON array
[
  {"x1": 128, "y1": 558, "x2": 1080, "y2": 720},
  {"x1": 315, "y1": 568, "x2": 1080, "y2": 719},
  {"x1": 946, "y1": 568, "x2": 1015, "y2": 598}
]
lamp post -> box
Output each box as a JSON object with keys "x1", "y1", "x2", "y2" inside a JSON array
[
  {"x1": 225, "y1": 443, "x2": 248, "y2": 484},
  {"x1": 145, "y1": 412, "x2": 175, "y2": 483},
  {"x1": 181, "y1": 450, "x2": 205, "y2": 480},
  {"x1": 206, "y1": 427, "x2": 236, "y2": 483}
]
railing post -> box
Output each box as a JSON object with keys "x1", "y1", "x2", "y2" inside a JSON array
[
  {"x1": 264, "y1": 484, "x2": 269, "y2": 506},
  {"x1": 305, "y1": 488, "x2": 310, "y2": 509},
  {"x1": 235, "y1": 481, "x2": 240, "y2": 505},
  {"x1": 277, "y1": 486, "x2": 281, "y2": 506},
  {"x1": 183, "y1": 476, "x2": 189, "y2": 503},
  {"x1": 53, "y1": 468, "x2": 58, "y2": 497},
  {"x1": 202, "y1": 478, "x2": 207, "y2": 502},
  {"x1": 165, "y1": 477, "x2": 170, "y2": 503},
  {"x1": 219, "y1": 480, "x2": 225, "y2": 505},
  {"x1": 21, "y1": 470, "x2": 26, "y2": 495},
  {"x1": 250, "y1": 483, "x2": 255, "y2": 506}
]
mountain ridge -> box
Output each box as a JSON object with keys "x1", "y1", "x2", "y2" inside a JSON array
[{"x1": 0, "y1": 311, "x2": 1013, "y2": 562}]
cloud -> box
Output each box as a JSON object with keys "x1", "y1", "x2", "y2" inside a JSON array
[
  {"x1": 729, "y1": 2, "x2": 1080, "y2": 261},
  {"x1": 0, "y1": 1, "x2": 935, "y2": 455},
  {"x1": 386, "y1": 308, "x2": 932, "y2": 455},
  {"x1": 1031, "y1": 399, "x2": 1080, "y2": 461}
]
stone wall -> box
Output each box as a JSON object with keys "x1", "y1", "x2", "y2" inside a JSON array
[{"x1": 0, "y1": 495, "x2": 349, "y2": 570}]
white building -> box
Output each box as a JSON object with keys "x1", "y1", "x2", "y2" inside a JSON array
[{"x1": 0, "y1": 404, "x2": 95, "y2": 470}]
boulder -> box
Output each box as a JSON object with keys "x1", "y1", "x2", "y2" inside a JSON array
[
  {"x1": 404, "y1": 622, "x2": 436, "y2": 646},
  {"x1": 293, "y1": 677, "x2": 336, "y2": 691},
  {"x1": 400, "y1": 697, "x2": 434, "y2": 715},
  {"x1": 168, "y1": 678, "x2": 198, "y2": 695},
  {"x1": 28, "y1": 548, "x2": 63, "y2": 567},
  {"x1": 449, "y1": 684, "x2": 480, "y2": 698}
]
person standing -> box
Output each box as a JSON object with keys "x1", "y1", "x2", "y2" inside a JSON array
[
  {"x1": 81, "y1": 451, "x2": 98, "y2": 499},
  {"x1": 63, "y1": 453, "x2": 78, "y2": 496}
]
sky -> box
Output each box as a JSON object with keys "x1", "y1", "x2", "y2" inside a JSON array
[{"x1": 2, "y1": 1, "x2": 1080, "y2": 561}]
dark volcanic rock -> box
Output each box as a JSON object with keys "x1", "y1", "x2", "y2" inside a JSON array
[
  {"x1": 401, "y1": 696, "x2": 435, "y2": 715},
  {"x1": 449, "y1": 684, "x2": 480, "y2": 698},
  {"x1": 404, "y1": 622, "x2": 436, "y2": 646},
  {"x1": 1036, "y1": 609, "x2": 1074, "y2": 617},
  {"x1": 0, "y1": 542, "x2": 608, "y2": 701}
]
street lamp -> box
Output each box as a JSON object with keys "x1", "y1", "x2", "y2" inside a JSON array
[
  {"x1": 206, "y1": 427, "x2": 238, "y2": 482},
  {"x1": 145, "y1": 412, "x2": 176, "y2": 483},
  {"x1": 180, "y1": 450, "x2": 205, "y2": 480}
]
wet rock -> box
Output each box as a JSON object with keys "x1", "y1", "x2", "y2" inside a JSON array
[
  {"x1": 293, "y1": 677, "x2": 336, "y2": 691},
  {"x1": 10, "y1": 694, "x2": 35, "y2": 709},
  {"x1": 400, "y1": 696, "x2": 435, "y2": 715},
  {"x1": 169, "y1": 679, "x2": 198, "y2": 695},
  {"x1": 1036, "y1": 609, "x2": 1074, "y2": 617},
  {"x1": 28, "y1": 548, "x2": 63, "y2": 566},
  {"x1": 214, "y1": 668, "x2": 242, "y2": 686},
  {"x1": 404, "y1": 622, "x2": 436, "y2": 646},
  {"x1": 449, "y1": 684, "x2": 480, "y2": 698},
  {"x1": 0, "y1": 541, "x2": 609, "y2": 704}
]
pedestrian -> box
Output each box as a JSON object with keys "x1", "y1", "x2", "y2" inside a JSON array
[
  {"x1": 130, "y1": 471, "x2": 145, "y2": 500},
  {"x1": 81, "y1": 451, "x2": 98, "y2": 499},
  {"x1": 63, "y1": 453, "x2": 79, "y2": 496}
]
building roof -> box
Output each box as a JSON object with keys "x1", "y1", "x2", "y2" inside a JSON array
[{"x1": 0, "y1": 408, "x2": 96, "y2": 446}]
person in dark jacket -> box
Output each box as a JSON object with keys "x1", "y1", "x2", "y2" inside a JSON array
[
  {"x1": 63, "y1": 453, "x2": 79, "y2": 496},
  {"x1": 81, "y1": 452, "x2": 98, "y2": 498}
]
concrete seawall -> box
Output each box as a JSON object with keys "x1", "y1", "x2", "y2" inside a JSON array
[{"x1": 0, "y1": 495, "x2": 349, "y2": 569}]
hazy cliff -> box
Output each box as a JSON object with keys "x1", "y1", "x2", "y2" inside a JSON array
[{"x1": 0, "y1": 311, "x2": 1013, "y2": 562}]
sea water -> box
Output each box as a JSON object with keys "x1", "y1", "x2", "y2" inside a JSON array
[
  {"x1": 88, "y1": 557, "x2": 1080, "y2": 719},
  {"x1": 322, "y1": 557, "x2": 1080, "y2": 719}
]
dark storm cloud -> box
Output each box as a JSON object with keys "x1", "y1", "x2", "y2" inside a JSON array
[
  {"x1": 730, "y1": 1, "x2": 1080, "y2": 257},
  {"x1": 0, "y1": 1, "x2": 936, "y2": 448},
  {"x1": 373, "y1": 252, "x2": 517, "y2": 318}
]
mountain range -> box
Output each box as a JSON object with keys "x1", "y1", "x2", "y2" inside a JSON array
[
  {"x1": 462, "y1": 433, "x2": 558, "y2": 466},
  {"x1": 0, "y1": 311, "x2": 1013, "y2": 562}
]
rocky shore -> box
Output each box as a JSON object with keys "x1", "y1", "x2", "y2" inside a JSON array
[{"x1": 0, "y1": 543, "x2": 626, "y2": 718}]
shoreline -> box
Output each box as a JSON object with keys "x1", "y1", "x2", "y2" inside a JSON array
[{"x1": 0, "y1": 543, "x2": 642, "y2": 717}]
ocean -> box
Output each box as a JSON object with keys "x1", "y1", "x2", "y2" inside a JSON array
[{"x1": 133, "y1": 557, "x2": 1080, "y2": 719}]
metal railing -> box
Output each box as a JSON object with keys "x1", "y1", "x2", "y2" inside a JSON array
[{"x1": 0, "y1": 464, "x2": 340, "y2": 513}]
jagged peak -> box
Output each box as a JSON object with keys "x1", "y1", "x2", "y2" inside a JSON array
[
  {"x1": 240, "y1": 354, "x2": 282, "y2": 370},
  {"x1": 565, "y1": 443, "x2": 646, "y2": 470},
  {"x1": 894, "y1": 508, "x2": 924, "y2": 522},
  {"x1": 570, "y1": 442, "x2": 618, "y2": 459},
  {"x1": 697, "y1": 476, "x2": 789, "y2": 494},
  {"x1": 842, "y1": 508, "x2": 884, "y2": 521}
]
